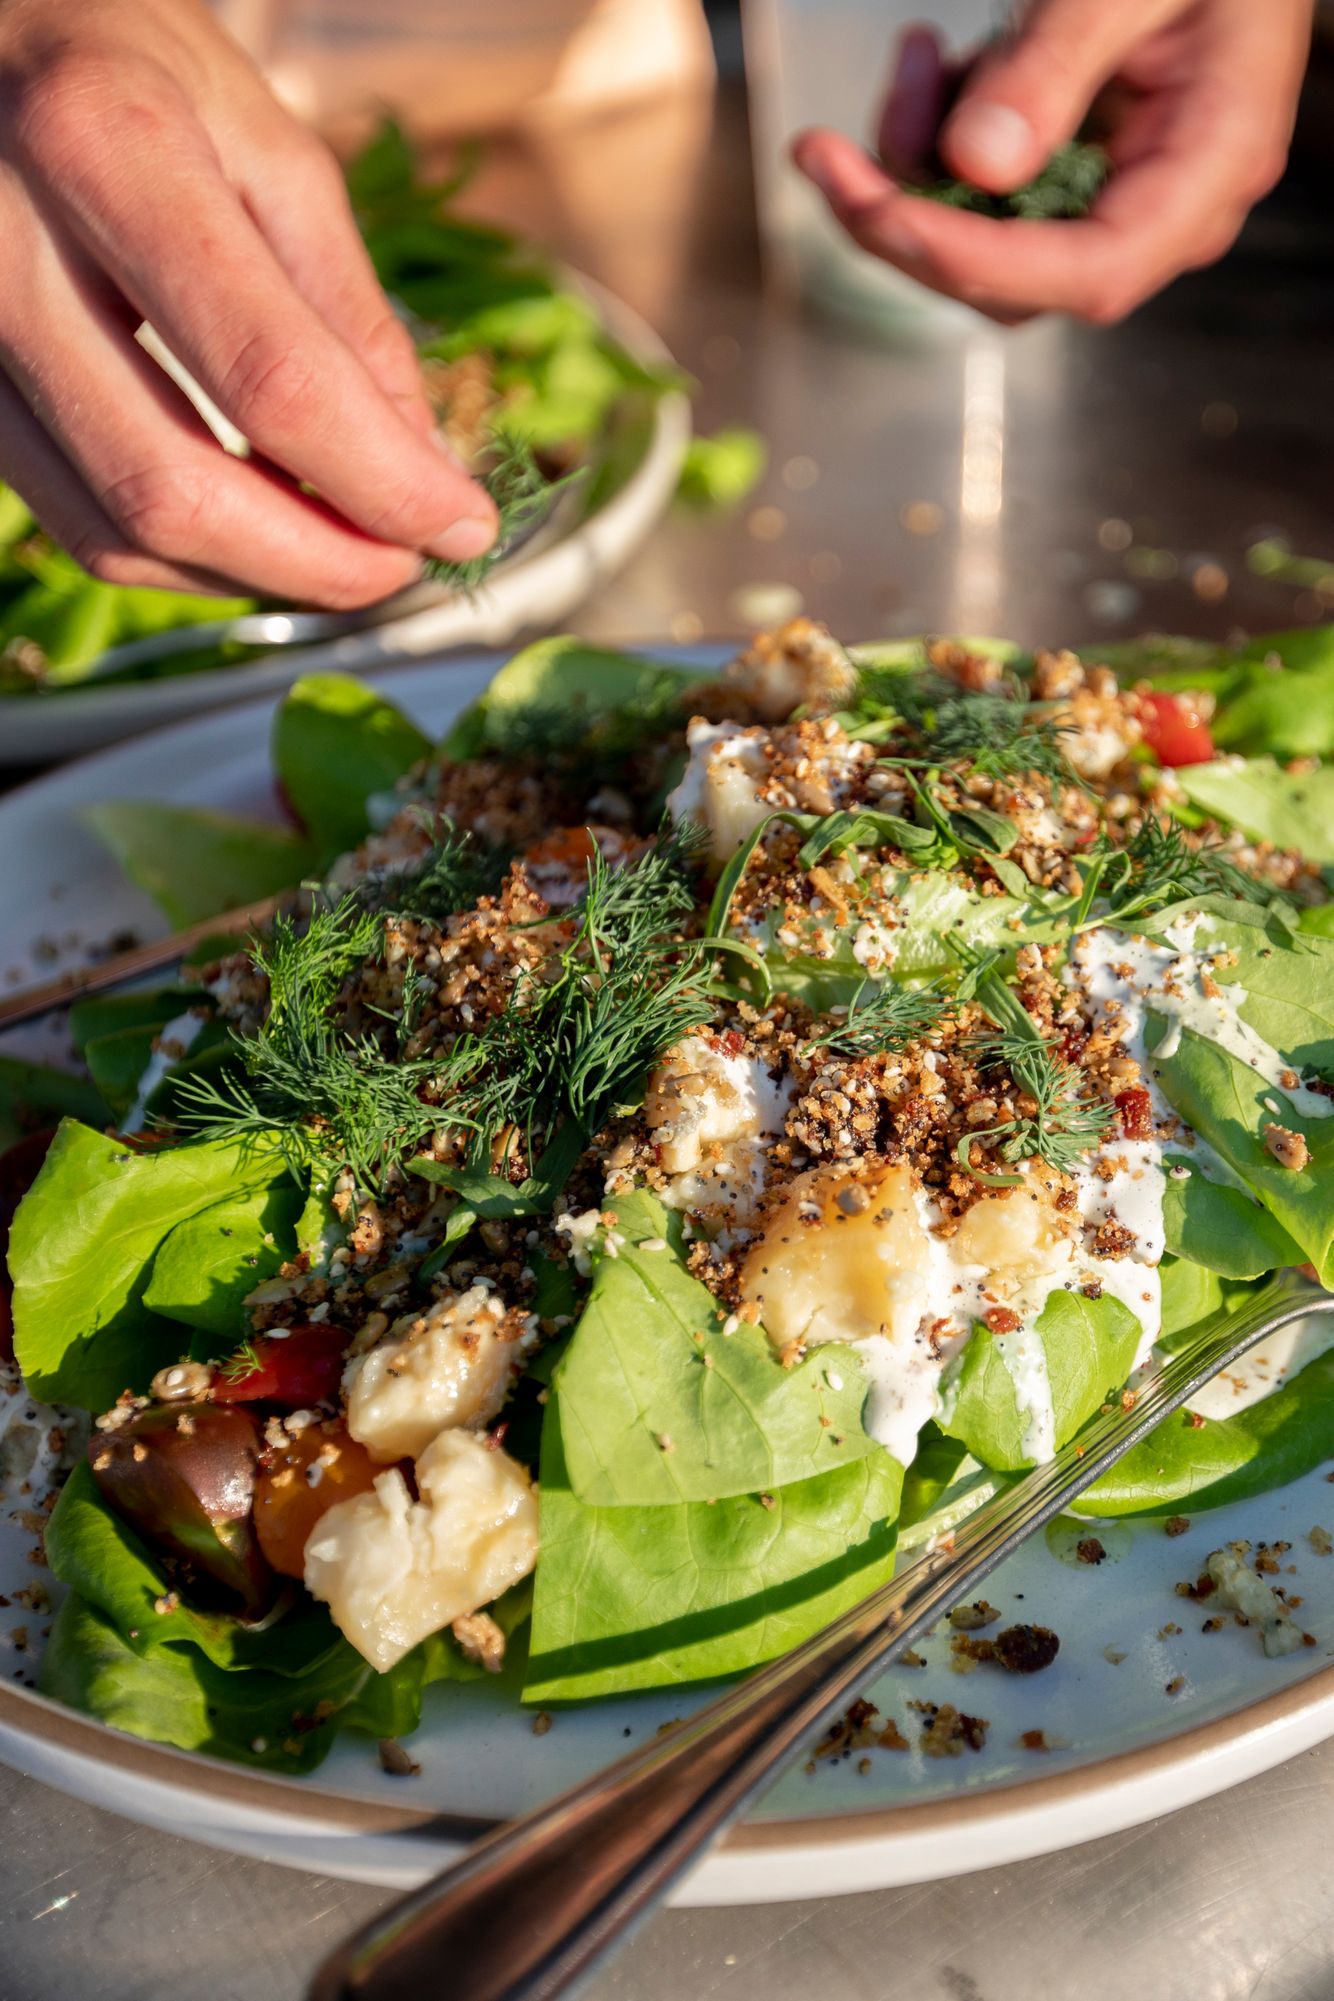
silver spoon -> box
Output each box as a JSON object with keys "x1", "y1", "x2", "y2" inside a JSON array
[{"x1": 310, "y1": 1271, "x2": 1329, "y2": 2001}]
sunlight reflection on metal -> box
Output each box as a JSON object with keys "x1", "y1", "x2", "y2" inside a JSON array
[{"x1": 954, "y1": 337, "x2": 1006, "y2": 630}]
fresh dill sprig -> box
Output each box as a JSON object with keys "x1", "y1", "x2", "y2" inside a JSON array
[
  {"x1": 421, "y1": 434, "x2": 583, "y2": 596},
  {"x1": 569, "y1": 818, "x2": 707, "y2": 953},
  {"x1": 887, "y1": 680, "x2": 1076, "y2": 785},
  {"x1": 173, "y1": 896, "x2": 476, "y2": 1191},
  {"x1": 1104, "y1": 816, "x2": 1288, "y2": 916},
  {"x1": 1086, "y1": 816, "x2": 1293, "y2": 925},
  {"x1": 806, "y1": 979, "x2": 953, "y2": 1059},
  {"x1": 365, "y1": 817, "x2": 508, "y2": 925},
  {"x1": 177, "y1": 826, "x2": 713, "y2": 1196},
  {"x1": 466, "y1": 825, "x2": 712, "y2": 1152},
  {"x1": 958, "y1": 1030, "x2": 1116, "y2": 1186}
]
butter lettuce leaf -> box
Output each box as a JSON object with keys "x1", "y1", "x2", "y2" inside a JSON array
[
  {"x1": 1177, "y1": 759, "x2": 1334, "y2": 865},
  {"x1": 0, "y1": 1054, "x2": 107, "y2": 1151},
  {"x1": 1161, "y1": 1155, "x2": 1304, "y2": 1279},
  {"x1": 10, "y1": 1121, "x2": 282, "y2": 1406},
  {"x1": 552, "y1": 1190, "x2": 876, "y2": 1506},
  {"x1": 84, "y1": 802, "x2": 316, "y2": 926},
  {"x1": 143, "y1": 1180, "x2": 304, "y2": 1342},
  {"x1": 939, "y1": 1288, "x2": 1146, "y2": 1473},
  {"x1": 1147, "y1": 1017, "x2": 1334, "y2": 1288},
  {"x1": 525, "y1": 1411, "x2": 903, "y2": 1702},
  {"x1": 1076, "y1": 1343, "x2": 1334, "y2": 1517},
  {"x1": 271, "y1": 674, "x2": 430, "y2": 864}
]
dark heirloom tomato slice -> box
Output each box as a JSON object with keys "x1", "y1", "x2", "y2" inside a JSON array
[
  {"x1": 1137, "y1": 691, "x2": 1215, "y2": 767},
  {"x1": 89, "y1": 1402, "x2": 275, "y2": 1614},
  {"x1": 213, "y1": 1323, "x2": 349, "y2": 1408}
]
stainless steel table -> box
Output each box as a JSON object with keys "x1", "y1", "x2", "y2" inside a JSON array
[{"x1": 4, "y1": 76, "x2": 1334, "y2": 2001}]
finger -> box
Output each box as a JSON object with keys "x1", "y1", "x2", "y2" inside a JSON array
[
  {"x1": 12, "y1": 77, "x2": 496, "y2": 564},
  {"x1": 938, "y1": 0, "x2": 1183, "y2": 192},
  {"x1": 0, "y1": 233, "x2": 428, "y2": 606},
  {"x1": 235, "y1": 127, "x2": 438, "y2": 437},
  {"x1": 0, "y1": 372, "x2": 242, "y2": 595},
  {"x1": 795, "y1": 77, "x2": 1275, "y2": 327},
  {"x1": 876, "y1": 24, "x2": 952, "y2": 177}
]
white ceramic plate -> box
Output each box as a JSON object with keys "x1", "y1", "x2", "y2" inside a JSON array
[
  {"x1": 0, "y1": 285, "x2": 689, "y2": 764},
  {"x1": 1, "y1": 652, "x2": 1333, "y2": 1902}
]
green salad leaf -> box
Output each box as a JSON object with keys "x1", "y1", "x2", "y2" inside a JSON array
[
  {"x1": 675, "y1": 429, "x2": 767, "y2": 512},
  {"x1": 45, "y1": 1463, "x2": 347, "y2": 1674},
  {"x1": 441, "y1": 634, "x2": 691, "y2": 763},
  {"x1": 271, "y1": 674, "x2": 430, "y2": 864},
  {"x1": 1076, "y1": 1342, "x2": 1334, "y2": 1517},
  {"x1": 83, "y1": 802, "x2": 317, "y2": 926},
  {"x1": 552, "y1": 1192, "x2": 876, "y2": 1506},
  {"x1": 1176, "y1": 759, "x2": 1334, "y2": 865},
  {"x1": 0, "y1": 1055, "x2": 107, "y2": 1150},
  {"x1": 1147, "y1": 1017, "x2": 1334, "y2": 1287},
  {"x1": 1161, "y1": 1156, "x2": 1304, "y2": 1278},
  {"x1": 9, "y1": 1121, "x2": 283, "y2": 1405},
  {"x1": 143, "y1": 1181, "x2": 304, "y2": 1341},
  {"x1": 939, "y1": 1289, "x2": 1147, "y2": 1473},
  {"x1": 525, "y1": 1411, "x2": 903, "y2": 1702}
]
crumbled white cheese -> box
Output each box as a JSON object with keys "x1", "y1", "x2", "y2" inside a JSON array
[
  {"x1": 1205, "y1": 1546, "x2": 1305, "y2": 1657},
  {"x1": 644, "y1": 1034, "x2": 794, "y2": 1225},
  {"x1": 343, "y1": 1284, "x2": 536, "y2": 1463},
  {"x1": 304, "y1": 1430, "x2": 537, "y2": 1672},
  {"x1": 666, "y1": 719, "x2": 772, "y2": 863}
]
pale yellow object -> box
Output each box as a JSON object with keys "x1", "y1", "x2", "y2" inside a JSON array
[
  {"x1": 344, "y1": 1284, "x2": 535, "y2": 1463},
  {"x1": 304, "y1": 1429, "x2": 538, "y2": 1671}
]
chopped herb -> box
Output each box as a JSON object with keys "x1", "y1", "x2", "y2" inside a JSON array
[
  {"x1": 806, "y1": 980, "x2": 953, "y2": 1059},
  {"x1": 958, "y1": 1029, "x2": 1116, "y2": 1185},
  {"x1": 911, "y1": 141, "x2": 1108, "y2": 221},
  {"x1": 421, "y1": 435, "x2": 582, "y2": 597},
  {"x1": 365, "y1": 817, "x2": 507, "y2": 924}
]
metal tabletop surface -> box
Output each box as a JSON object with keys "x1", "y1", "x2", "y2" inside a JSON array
[{"x1": 3, "y1": 71, "x2": 1334, "y2": 2001}]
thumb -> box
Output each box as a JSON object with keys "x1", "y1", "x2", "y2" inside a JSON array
[{"x1": 939, "y1": 0, "x2": 1179, "y2": 192}]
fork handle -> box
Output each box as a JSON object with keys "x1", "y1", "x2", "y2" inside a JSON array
[{"x1": 309, "y1": 1276, "x2": 1327, "y2": 2001}]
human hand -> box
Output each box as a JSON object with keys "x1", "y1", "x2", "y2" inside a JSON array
[
  {"x1": 793, "y1": 0, "x2": 1314, "y2": 324},
  {"x1": 0, "y1": 0, "x2": 498, "y2": 606}
]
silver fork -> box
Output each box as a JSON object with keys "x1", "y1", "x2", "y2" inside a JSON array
[{"x1": 309, "y1": 1272, "x2": 1331, "y2": 2001}]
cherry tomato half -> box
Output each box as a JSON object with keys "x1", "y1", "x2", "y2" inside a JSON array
[
  {"x1": 1137, "y1": 691, "x2": 1215, "y2": 768},
  {"x1": 213, "y1": 1323, "x2": 348, "y2": 1408}
]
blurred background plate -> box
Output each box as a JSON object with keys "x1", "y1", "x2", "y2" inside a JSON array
[{"x1": 0, "y1": 283, "x2": 689, "y2": 765}]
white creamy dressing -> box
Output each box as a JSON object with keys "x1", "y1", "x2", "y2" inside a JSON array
[
  {"x1": 666, "y1": 719, "x2": 771, "y2": 864},
  {"x1": 122, "y1": 1008, "x2": 207, "y2": 1135},
  {"x1": 845, "y1": 1171, "x2": 1136, "y2": 1466},
  {"x1": 1073, "y1": 918, "x2": 1334, "y2": 1125}
]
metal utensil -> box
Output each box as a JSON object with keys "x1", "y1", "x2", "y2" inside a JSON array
[
  {"x1": 0, "y1": 894, "x2": 292, "y2": 1030},
  {"x1": 309, "y1": 1272, "x2": 1330, "y2": 2001},
  {"x1": 73, "y1": 489, "x2": 571, "y2": 687}
]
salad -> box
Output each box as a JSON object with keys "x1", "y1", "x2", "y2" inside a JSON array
[
  {"x1": 4, "y1": 618, "x2": 1334, "y2": 1773},
  {"x1": 0, "y1": 121, "x2": 677, "y2": 697}
]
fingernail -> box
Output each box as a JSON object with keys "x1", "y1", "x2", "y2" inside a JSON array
[
  {"x1": 426, "y1": 515, "x2": 498, "y2": 563},
  {"x1": 946, "y1": 102, "x2": 1033, "y2": 180},
  {"x1": 892, "y1": 30, "x2": 938, "y2": 100}
]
